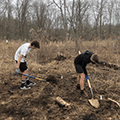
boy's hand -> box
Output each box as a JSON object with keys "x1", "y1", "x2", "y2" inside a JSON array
[
  {"x1": 85, "y1": 75, "x2": 89, "y2": 80},
  {"x1": 15, "y1": 68, "x2": 19, "y2": 74}
]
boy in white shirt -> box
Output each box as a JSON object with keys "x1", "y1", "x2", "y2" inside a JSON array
[{"x1": 14, "y1": 40, "x2": 40, "y2": 89}]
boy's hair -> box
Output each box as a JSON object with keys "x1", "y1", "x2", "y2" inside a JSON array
[
  {"x1": 31, "y1": 40, "x2": 40, "y2": 48},
  {"x1": 92, "y1": 54, "x2": 99, "y2": 63}
]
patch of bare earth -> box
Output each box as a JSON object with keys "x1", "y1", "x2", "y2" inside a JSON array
[
  {"x1": 0, "y1": 56, "x2": 120, "y2": 120},
  {"x1": 0, "y1": 39, "x2": 120, "y2": 120}
]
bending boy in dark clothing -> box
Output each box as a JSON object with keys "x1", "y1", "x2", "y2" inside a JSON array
[{"x1": 74, "y1": 50, "x2": 99, "y2": 96}]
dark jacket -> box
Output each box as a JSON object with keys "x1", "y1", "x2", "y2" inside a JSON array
[{"x1": 74, "y1": 50, "x2": 94, "y2": 75}]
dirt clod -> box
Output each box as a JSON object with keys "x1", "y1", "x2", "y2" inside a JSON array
[{"x1": 46, "y1": 75, "x2": 58, "y2": 84}]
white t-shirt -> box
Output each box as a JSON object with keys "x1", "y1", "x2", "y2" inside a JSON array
[{"x1": 14, "y1": 43, "x2": 31, "y2": 62}]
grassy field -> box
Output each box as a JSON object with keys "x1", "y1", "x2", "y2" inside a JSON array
[{"x1": 0, "y1": 38, "x2": 120, "y2": 120}]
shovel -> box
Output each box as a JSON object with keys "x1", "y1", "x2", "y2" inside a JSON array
[
  {"x1": 87, "y1": 79, "x2": 99, "y2": 108},
  {"x1": 18, "y1": 72, "x2": 46, "y2": 82}
]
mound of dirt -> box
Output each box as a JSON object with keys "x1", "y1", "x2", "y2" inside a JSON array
[
  {"x1": 54, "y1": 52, "x2": 66, "y2": 61},
  {"x1": 46, "y1": 75, "x2": 58, "y2": 84}
]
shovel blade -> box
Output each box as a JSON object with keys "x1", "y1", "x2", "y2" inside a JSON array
[{"x1": 88, "y1": 98, "x2": 99, "y2": 108}]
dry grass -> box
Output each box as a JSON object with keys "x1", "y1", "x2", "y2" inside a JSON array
[{"x1": 0, "y1": 37, "x2": 119, "y2": 73}]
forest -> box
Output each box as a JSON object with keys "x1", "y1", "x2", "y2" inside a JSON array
[{"x1": 0, "y1": 0, "x2": 120, "y2": 42}]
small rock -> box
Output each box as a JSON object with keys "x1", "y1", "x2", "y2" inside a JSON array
[{"x1": 61, "y1": 76, "x2": 63, "y2": 79}]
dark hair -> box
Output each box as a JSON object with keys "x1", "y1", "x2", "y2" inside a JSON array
[
  {"x1": 31, "y1": 40, "x2": 40, "y2": 48},
  {"x1": 92, "y1": 54, "x2": 99, "y2": 63}
]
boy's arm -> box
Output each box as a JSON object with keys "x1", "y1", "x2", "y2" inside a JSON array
[
  {"x1": 17, "y1": 54, "x2": 23, "y2": 68},
  {"x1": 83, "y1": 68, "x2": 88, "y2": 77}
]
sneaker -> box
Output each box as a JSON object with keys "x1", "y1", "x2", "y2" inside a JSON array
[
  {"x1": 80, "y1": 89, "x2": 88, "y2": 98},
  {"x1": 20, "y1": 85, "x2": 31, "y2": 90},
  {"x1": 26, "y1": 80, "x2": 36, "y2": 86}
]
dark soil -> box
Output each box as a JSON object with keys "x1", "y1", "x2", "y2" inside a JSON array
[{"x1": 0, "y1": 57, "x2": 120, "y2": 120}]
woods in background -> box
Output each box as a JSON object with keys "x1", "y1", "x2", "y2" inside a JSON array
[{"x1": 0, "y1": 0, "x2": 120, "y2": 42}]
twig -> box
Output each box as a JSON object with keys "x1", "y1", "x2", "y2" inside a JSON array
[{"x1": 108, "y1": 98, "x2": 120, "y2": 107}]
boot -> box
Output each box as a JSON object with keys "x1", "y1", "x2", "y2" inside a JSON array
[{"x1": 80, "y1": 88, "x2": 88, "y2": 98}]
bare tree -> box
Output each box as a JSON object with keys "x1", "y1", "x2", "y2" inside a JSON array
[
  {"x1": 73, "y1": 0, "x2": 90, "y2": 51},
  {"x1": 99, "y1": 0, "x2": 107, "y2": 39},
  {"x1": 75, "y1": 0, "x2": 90, "y2": 36},
  {"x1": 113, "y1": 0, "x2": 120, "y2": 36},
  {"x1": 66, "y1": 0, "x2": 76, "y2": 39},
  {"x1": 107, "y1": 1, "x2": 114, "y2": 35},
  {"x1": 0, "y1": 0, "x2": 13, "y2": 39},
  {"x1": 52, "y1": 0, "x2": 68, "y2": 39},
  {"x1": 15, "y1": 0, "x2": 32, "y2": 40},
  {"x1": 91, "y1": 0, "x2": 107, "y2": 39},
  {"x1": 33, "y1": 1, "x2": 47, "y2": 30}
]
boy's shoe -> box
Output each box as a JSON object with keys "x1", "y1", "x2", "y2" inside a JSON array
[
  {"x1": 20, "y1": 84, "x2": 31, "y2": 90},
  {"x1": 26, "y1": 80, "x2": 36, "y2": 86},
  {"x1": 80, "y1": 89, "x2": 88, "y2": 98},
  {"x1": 76, "y1": 84, "x2": 80, "y2": 90}
]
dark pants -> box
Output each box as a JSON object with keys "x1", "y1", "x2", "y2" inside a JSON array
[{"x1": 16, "y1": 61, "x2": 27, "y2": 72}]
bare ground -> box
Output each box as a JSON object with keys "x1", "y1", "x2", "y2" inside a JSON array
[{"x1": 0, "y1": 55, "x2": 120, "y2": 120}]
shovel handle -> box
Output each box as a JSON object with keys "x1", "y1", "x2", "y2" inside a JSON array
[
  {"x1": 87, "y1": 79, "x2": 93, "y2": 96},
  {"x1": 87, "y1": 79, "x2": 92, "y2": 88},
  {"x1": 35, "y1": 77, "x2": 46, "y2": 82},
  {"x1": 18, "y1": 72, "x2": 46, "y2": 81},
  {"x1": 78, "y1": 51, "x2": 81, "y2": 54}
]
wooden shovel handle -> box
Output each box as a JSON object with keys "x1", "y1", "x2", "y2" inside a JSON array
[
  {"x1": 87, "y1": 79, "x2": 92, "y2": 88},
  {"x1": 87, "y1": 79, "x2": 93, "y2": 96},
  {"x1": 78, "y1": 51, "x2": 81, "y2": 54}
]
